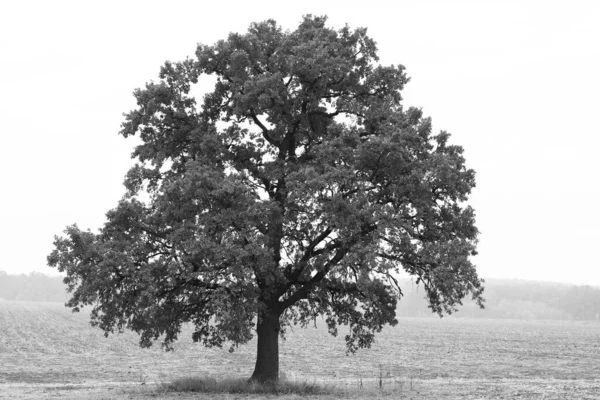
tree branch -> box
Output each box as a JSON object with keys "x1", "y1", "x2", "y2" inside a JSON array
[
  {"x1": 248, "y1": 109, "x2": 280, "y2": 147},
  {"x1": 284, "y1": 227, "x2": 334, "y2": 283},
  {"x1": 279, "y1": 244, "x2": 350, "y2": 310}
]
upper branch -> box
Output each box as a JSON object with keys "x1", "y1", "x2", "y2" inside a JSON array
[
  {"x1": 284, "y1": 227, "x2": 334, "y2": 282},
  {"x1": 279, "y1": 244, "x2": 350, "y2": 310},
  {"x1": 248, "y1": 109, "x2": 280, "y2": 147}
]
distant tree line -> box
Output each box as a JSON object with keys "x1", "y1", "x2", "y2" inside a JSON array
[
  {"x1": 0, "y1": 271, "x2": 68, "y2": 302},
  {"x1": 396, "y1": 279, "x2": 600, "y2": 321},
  {"x1": 1, "y1": 272, "x2": 599, "y2": 321}
]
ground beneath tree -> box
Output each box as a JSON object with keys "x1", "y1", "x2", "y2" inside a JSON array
[{"x1": 2, "y1": 378, "x2": 599, "y2": 399}]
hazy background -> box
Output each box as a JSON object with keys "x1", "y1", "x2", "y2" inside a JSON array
[
  {"x1": 1, "y1": 0, "x2": 598, "y2": 286},
  {"x1": 3, "y1": 272, "x2": 599, "y2": 321}
]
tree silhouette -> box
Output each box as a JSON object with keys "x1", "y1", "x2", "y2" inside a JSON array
[{"x1": 48, "y1": 16, "x2": 484, "y2": 383}]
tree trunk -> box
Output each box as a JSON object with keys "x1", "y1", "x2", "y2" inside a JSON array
[{"x1": 249, "y1": 308, "x2": 280, "y2": 383}]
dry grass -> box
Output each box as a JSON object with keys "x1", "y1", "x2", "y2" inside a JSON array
[
  {"x1": 160, "y1": 376, "x2": 333, "y2": 395},
  {"x1": 1, "y1": 300, "x2": 600, "y2": 399}
]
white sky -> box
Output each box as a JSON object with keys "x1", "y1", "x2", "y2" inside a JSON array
[{"x1": 1, "y1": 0, "x2": 598, "y2": 286}]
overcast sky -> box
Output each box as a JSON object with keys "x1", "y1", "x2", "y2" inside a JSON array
[{"x1": 1, "y1": 0, "x2": 598, "y2": 286}]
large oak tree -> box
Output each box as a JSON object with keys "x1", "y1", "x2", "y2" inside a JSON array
[{"x1": 48, "y1": 15, "x2": 484, "y2": 383}]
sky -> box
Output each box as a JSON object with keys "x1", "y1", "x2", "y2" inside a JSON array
[{"x1": 1, "y1": 0, "x2": 598, "y2": 286}]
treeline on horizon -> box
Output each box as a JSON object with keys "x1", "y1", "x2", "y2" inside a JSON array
[
  {"x1": 1, "y1": 271, "x2": 599, "y2": 321},
  {"x1": 0, "y1": 271, "x2": 69, "y2": 303},
  {"x1": 397, "y1": 279, "x2": 600, "y2": 321}
]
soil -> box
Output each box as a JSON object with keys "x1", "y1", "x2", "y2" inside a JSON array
[{"x1": 1, "y1": 301, "x2": 599, "y2": 399}]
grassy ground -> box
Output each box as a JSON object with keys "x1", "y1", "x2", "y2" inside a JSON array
[{"x1": 1, "y1": 300, "x2": 599, "y2": 399}]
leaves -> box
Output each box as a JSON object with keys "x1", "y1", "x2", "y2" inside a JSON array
[{"x1": 48, "y1": 15, "x2": 483, "y2": 353}]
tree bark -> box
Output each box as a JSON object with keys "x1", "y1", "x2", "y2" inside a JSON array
[{"x1": 249, "y1": 308, "x2": 281, "y2": 383}]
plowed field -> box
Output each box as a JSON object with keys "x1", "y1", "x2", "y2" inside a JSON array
[{"x1": 1, "y1": 300, "x2": 599, "y2": 399}]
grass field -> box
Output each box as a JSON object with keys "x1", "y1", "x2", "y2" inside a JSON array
[{"x1": 1, "y1": 300, "x2": 599, "y2": 399}]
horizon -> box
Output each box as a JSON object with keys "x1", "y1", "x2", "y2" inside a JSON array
[{"x1": 2, "y1": 269, "x2": 598, "y2": 290}]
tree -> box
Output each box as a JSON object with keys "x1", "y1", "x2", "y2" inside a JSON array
[{"x1": 48, "y1": 15, "x2": 484, "y2": 383}]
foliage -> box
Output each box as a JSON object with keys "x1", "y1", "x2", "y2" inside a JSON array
[{"x1": 47, "y1": 15, "x2": 483, "y2": 380}]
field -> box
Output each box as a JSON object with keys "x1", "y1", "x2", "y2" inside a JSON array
[{"x1": 1, "y1": 300, "x2": 599, "y2": 399}]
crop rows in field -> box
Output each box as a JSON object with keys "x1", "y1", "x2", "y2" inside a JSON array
[
  {"x1": 293, "y1": 317, "x2": 600, "y2": 381},
  {"x1": 1, "y1": 300, "x2": 599, "y2": 399}
]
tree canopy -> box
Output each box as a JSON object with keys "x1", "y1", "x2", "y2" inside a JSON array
[{"x1": 48, "y1": 15, "x2": 484, "y2": 383}]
